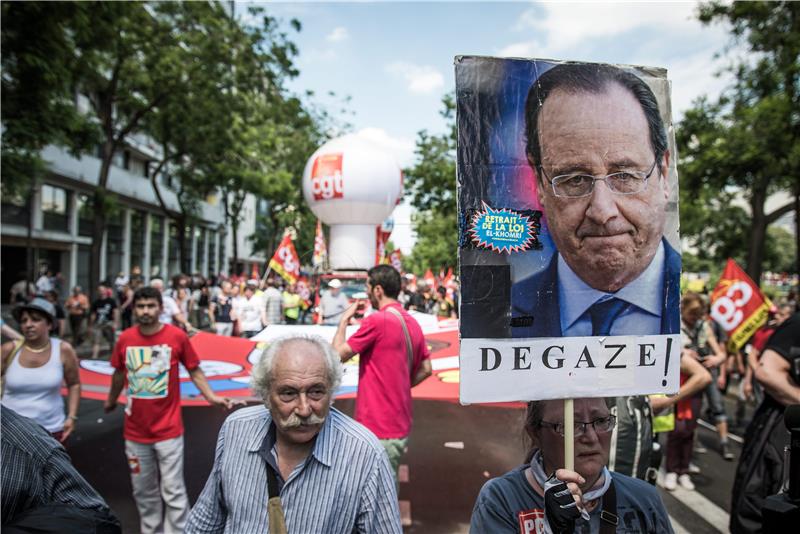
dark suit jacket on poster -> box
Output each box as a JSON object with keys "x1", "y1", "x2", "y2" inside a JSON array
[{"x1": 510, "y1": 239, "x2": 681, "y2": 337}]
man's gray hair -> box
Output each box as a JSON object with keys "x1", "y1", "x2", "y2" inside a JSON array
[{"x1": 251, "y1": 334, "x2": 343, "y2": 405}]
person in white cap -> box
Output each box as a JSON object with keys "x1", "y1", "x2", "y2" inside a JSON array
[{"x1": 318, "y1": 279, "x2": 349, "y2": 325}]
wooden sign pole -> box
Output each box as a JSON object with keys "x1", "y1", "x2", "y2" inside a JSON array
[{"x1": 564, "y1": 398, "x2": 574, "y2": 471}]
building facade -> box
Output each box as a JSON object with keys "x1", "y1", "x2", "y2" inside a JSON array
[{"x1": 1, "y1": 139, "x2": 268, "y2": 302}]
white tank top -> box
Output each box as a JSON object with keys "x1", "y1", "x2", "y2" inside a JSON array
[{"x1": 2, "y1": 339, "x2": 65, "y2": 432}]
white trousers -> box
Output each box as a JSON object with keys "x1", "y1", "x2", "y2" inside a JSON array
[{"x1": 125, "y1": 436, "x2": 189, "y2": 534}]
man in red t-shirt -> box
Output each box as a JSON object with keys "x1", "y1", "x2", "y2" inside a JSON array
[
  {"x1": 104, "y1": 286, "x2": 239, "y2": 534},
  {"x1": 333, "y1": 265, "x2": 432, "y2": 479}
]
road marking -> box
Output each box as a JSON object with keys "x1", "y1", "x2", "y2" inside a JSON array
[
  {"x1": 668, "y1": 485, "x2": 729, "y2": 533},
  {"x1": 697, "y1": 418, "x2": 744, "y2": 444},
  {"x1": 399, "y1": 500, "x2": 412, "y2": 527},
  {"x1": 398, "y1": 464, "x2": 409, "y2": 483},
  {"x1": 669, "y1": 515, "x2": 691, "y2": 534}
]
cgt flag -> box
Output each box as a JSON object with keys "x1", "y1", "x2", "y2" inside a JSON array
[
  {"x1": 312, "y1": 220, "x2": 327, "y2": 270},
  {"x1": 389, "y1": 250, "x2": 403, "y2": 273},
  {"x1": 268, "y1": 232, "x2": 300, "y2": 285},
  {"x1": 710, "y1": 259, "x2": 772, "y2": 351}
]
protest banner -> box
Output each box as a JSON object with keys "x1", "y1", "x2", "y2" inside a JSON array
[
  {"x1": 456, "y1": 56, "x2": 682, "y2": 404},
  {"x1": 710, "y1": 258, "x2": 772, "y2": 351},
  {"x1": 268, "y1": 232, "x2": 300, "y2": 285}
]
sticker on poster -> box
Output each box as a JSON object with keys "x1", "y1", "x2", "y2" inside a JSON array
[{"x1": 469, "y1": 202, "x2": 539, "y2": 254}]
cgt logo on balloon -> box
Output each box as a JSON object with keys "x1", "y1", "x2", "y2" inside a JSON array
[{"x1": 311, "y1": 153, "x2": 344, "y2": 200}]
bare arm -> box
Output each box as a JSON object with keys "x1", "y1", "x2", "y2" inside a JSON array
[
  {"x1": 755, "y1": 350, "x2": 800, "y2": 406},
  {"x1": 411, "y1": 359, "x2": 432, "y2": 387},
  {"x1": 207, "y1": 301, "x2": 216, "y2": 327},
  {"x1": 104, "y1": 368, "x2": 126, "y2": 412},
  {"x1": 1, "y1": 323, "x2": 22, "y2": 341},
  {"x1": 333, "y1": 303, "x2": 360, "y2": 363},
  {"x1": 650, "y1": 352, "x2": 712, "y2": 412},
  {"x1": 188, "y1": 367, "x2": 243, "y2": 409},
  {"x1": 60, "y1": 342, "x2": 81, "y2": 441}
]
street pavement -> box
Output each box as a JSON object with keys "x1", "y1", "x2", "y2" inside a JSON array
[{"x1": 65, "y1": 391, "x2": 755, "y2": 533}]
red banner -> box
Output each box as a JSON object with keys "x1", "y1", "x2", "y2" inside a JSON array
[
  {"x1": 268, "y1": 233, "x2": 300, "y2": 285},
  {"x1": 312, "y1": 220, "x2": 327, "y2": 270},
  {"x1": 709, "y1": 259, "x2": 772, "y2": 351},
  {"x1": 310, "y1": 153, "x2": 344, "y2": 200}
]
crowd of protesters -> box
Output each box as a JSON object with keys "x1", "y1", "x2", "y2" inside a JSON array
[{"x1": 3, "y1": 262, "x2": 797, "y2": 533}]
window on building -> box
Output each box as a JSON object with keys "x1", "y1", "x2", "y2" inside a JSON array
[
  {"x1": 76, "y1": 193, "x2": 94, "y2": 237},
  {"x1": 106, "y1": 218, "x2": 124, "y2": 279},
  {"x1": 168, "y1": 223, "x2": 180, "y2": 276},
  {"x1": 112, "y1": 150, "x2": 129, "y2": 170},
  {"x1": 41, "y1": 184, "x2": 69, "y2": 232},
  {"x1": 218, "y1": 231, "x2": 226, "y2": 275},
  {"x1": 193, "y1": 227, "x2": 204, "y2": 273},
  {"x1": 150, "y1": 216, "x2": 164, "y2": 278},
  {"x1": 130, "y1": 211, "x2": 146, "y2": 274},
  {"x1": 207, "y1": 230, "x2": 217, "y2": 277},
  {"x1": 1, "y1": 190, "x2": 30, "y2": 226}
]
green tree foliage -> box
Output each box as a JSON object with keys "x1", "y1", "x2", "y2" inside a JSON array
[
  {"x1": 1, "y1": 2, "x2": 98, "y2": 196},
  {"x1": 404, "y1": 94, "x2": 458, "y2": 274},
  {"x1": 2, "y1": 1, "x2": 327, "y2": 284},
  {"x1": 678, "y1": 2, "x2": 799, "y2": 282}
]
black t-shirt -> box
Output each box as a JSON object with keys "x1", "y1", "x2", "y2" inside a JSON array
[
  {"x1": 91, "y1": 298, "x2": 117, "y2": 324},
  {"x1": 212, "y1": 295, "x2": 233, "y2": 323},
  {"x1": 765, "y1": 312, "x2": 800, "y2": 384},
  {"x1": 49, "y1": 303, "x2": 66, "y2": 336}
]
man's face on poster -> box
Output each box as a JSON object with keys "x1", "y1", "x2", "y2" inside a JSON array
[{"x1": 534, "y1": 83, "x2": 670, "y2": 293}]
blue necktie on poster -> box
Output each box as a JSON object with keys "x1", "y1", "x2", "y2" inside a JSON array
[{"x1": 589, "y1": 298, "x2": 628, "y2": 336}]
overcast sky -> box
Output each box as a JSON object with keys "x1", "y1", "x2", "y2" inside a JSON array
[{"x1": 258, "y1": 1, "x2": 736, "y2": 253}]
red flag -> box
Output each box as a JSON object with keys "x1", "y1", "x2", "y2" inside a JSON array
[
  {"x1": 268, "y1": 233, "x2": 301, "y2": 285},
  {"x1": 424, "y1": 268, "x2": 436, "y2": 290},
  {"x1": 375, "y1": 226, "x2": 392, "y2": 265},
  {"x1": 389, "y1": 250, "x2": 403, "y2": 273},
  {"x1": 312, "y1": 220, "x2": 327, "y2": 270},
  {"x1": 296, "y1": 276, "x2": 312, "y2": 310},
  {"x1": 709, "y1": 259, "x2": 772, "y2": 351}
]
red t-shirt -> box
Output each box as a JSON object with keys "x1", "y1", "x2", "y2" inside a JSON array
[
  {"x1": 346, "y1": 302, "x2": 430, "y2": 439},
  {"x1": 111, "y1": 323, "x2": 200, "y2": 443}
]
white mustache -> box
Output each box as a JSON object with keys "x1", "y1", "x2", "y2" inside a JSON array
[{"x1": 280, "y1": 412, "x2": 326, "y2": 429}]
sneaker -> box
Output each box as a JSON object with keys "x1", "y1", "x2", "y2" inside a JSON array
[
  {"x1": 721, "y1": 443, "x2": 735, "y2": 461},
  {"x1": 678, "y1": 474, "x2": 696, "y2": 491},
  {"x1": 688, "y1": 463, "x2": 701, "y2": 474},
  {"x1": 663, "y1": 472, "x2": 678, "y2": 491},
  {"x1": 694, "y1": 443, "x2": 708, "y2": 454}
]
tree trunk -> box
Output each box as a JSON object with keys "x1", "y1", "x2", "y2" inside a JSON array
[
  {"x1": 795, "y1": 191, "x2": 800, "y2": 275},
  {"x1": 746, "y1": 186, "x2": 768, "y2": 284},
  {"x1": 25, "y1": 181, "x2": 37, "y2": 292},
  {"x1": 89, "y1": 146, "x2": 114, "y2": 290}
]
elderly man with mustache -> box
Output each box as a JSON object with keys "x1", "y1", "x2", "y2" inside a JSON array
[{"x1": 186, "y1": 334, "x2": 401, "y2": 534}]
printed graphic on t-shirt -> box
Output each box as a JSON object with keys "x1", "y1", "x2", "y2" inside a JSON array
[
  {"x1": 517, "y1": 509, "x2": 545, "y2": 534},
  {"x1": 125, "y1": 345, "x2": 171, "y2": 398}
]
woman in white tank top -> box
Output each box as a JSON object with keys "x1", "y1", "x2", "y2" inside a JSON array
[{"x1": 1, "y1": 297, "x2": 81, "y2": 442}]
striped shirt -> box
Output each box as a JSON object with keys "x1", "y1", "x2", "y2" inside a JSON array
[
  {"x1": 185, "y1": 405, "x2": 402, "y2": 534},
  {"x1": 1, "y1": 406, "x2": 119, "y2": 527}
]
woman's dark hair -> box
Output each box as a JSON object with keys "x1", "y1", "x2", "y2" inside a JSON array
[
  {"x1": 523, "y1": 401, "x2": 545, "y2": 463},
  {"x1": 19, "y1": 309, "x2": 53, "y2": 327},
  {"x1": 525, "y1": 63, "x2": 668, "y2": 172},
  {"x1": 133, "y1": 286, "x2": 163, "y2": 306}
]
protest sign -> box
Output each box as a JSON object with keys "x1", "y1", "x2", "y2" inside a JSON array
[{"x1": 456, "y1": 57, "x2": 681, "y2": 403}]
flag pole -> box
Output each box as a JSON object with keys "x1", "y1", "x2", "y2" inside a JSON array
[{"x1": 564, "y1": 398, "x2": 574, "y2": 471}]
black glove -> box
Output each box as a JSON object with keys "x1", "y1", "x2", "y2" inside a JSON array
[{"x1": 544, "y1": 475, "x2": 580, "y2": 534}]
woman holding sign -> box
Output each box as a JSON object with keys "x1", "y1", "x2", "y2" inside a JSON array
[{"x1": 470, "y1": 397, "x2": 672, "y2": 533}]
